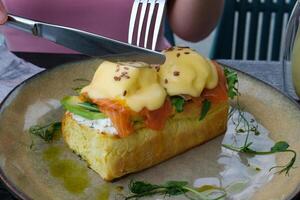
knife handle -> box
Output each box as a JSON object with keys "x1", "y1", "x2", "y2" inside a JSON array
[{"x1": 6, "y1": 14, "x2": 38, "y2": 35}]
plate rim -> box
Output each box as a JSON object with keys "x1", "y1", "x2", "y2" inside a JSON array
[{"x1": 0, "y1": 59, "x2": 299, "y2": 200}]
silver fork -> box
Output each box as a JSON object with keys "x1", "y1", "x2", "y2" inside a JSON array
[{"x1": 128, "y1": 0, "x2": 166, "y2": 51}]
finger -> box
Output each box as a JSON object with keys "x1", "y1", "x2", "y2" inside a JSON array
[{"x1": 0, "y1": 1, "x2": 7, "y2": 24}]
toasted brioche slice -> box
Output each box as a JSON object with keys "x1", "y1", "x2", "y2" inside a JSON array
[{"x1": 62, "y1": 101, "x2": 229, "y2": 181}]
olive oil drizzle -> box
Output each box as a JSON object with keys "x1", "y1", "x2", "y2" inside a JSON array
[{"x1": 43, "y1": 146, "x2": 90, "y2": 194}]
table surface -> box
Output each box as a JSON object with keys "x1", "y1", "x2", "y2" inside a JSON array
[{"x1": 0, "y1": 48, "x2": 298, "y2": 200}]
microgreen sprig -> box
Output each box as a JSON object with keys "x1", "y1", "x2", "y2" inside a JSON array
[
  {"x1": 224, "y1": 68, "x2": 239, "y2": 99},
  {"x1": 222, "y1": 68, "x2": 296, "y2": 175},
  {"x1": 222, "y1": 141, "x2": 296, "y2": 175},
  {"x1": 29, "y1": 122, "x2": 61, "y2": 143},
  {"x1": 126, "y1": 180, "x2": 226, "y2": 200}
]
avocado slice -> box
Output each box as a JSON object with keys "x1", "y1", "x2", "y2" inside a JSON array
[{"x1": 61, "y1": 96, "x2": 106, "y2": 120}]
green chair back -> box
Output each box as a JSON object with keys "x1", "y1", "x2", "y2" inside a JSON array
[{"x1": 211, "y1": 0, "x2": 296, "y2": 61}]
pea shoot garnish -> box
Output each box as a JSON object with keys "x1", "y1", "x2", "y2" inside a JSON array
[
  {"x1": 126, "y1": 180, "x2": 226, "y2": 200},
  {"x1": 222, "y1": 139, "x2": 296, "y2": 175},
  {"x1": 29, "y1": 122, "x2": 61, "y2": 142},
  {"x1": 29, "y1": 122, "x2": 62, "y2": 149},
  {"x1": 223, "y1": 67, "x2": 238, "y2": 99},
  {"x1": 222, "y1": 68, "x2": 296, "y2": 175}
]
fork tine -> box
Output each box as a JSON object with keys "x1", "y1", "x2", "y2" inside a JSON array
[
  {"x1": 128, "y1": 0, "x2": 140, "y2": 44},
  {"x1": 143, "y1": 1, "x2": 155, "y2": 48},
  {"x1": 151, "y1": 0, "x2": 166, "y2": 50},
  {"x1": 136, "y1": 0, "x2": 148, "y2": 46}
]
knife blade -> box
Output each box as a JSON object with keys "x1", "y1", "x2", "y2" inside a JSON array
[{"x1": 6, "y1": 14, "x2": 166, "y2": 65}]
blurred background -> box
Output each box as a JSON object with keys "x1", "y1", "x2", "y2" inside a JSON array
[
  {"x1": 173, "y1": 0, "x2": 296, "y2": 61},
  {"x1": 174, "y1": 31, "x2": 215, "y2": 58}
]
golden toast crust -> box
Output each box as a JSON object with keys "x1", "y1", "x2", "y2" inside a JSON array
[{"x1": 62, "y1": 101, "x2": 229, "y2": 181}]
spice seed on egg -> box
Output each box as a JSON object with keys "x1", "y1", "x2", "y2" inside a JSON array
[
  {"x1": 116, "y1": 65, "x2": 120, "y2": 72},
  {"x1": 165, "y1": 47, "x2": 174, "y2": 52},
  {"x1": 173, "y1": 71, "x2": 180, "y2": 76},
  {"x1": 114, "y1": 76, "x2": 121, "y2": 81}
]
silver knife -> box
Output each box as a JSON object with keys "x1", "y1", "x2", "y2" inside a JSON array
[{"x1": 6, "y1": 14, "x2": 165, "y2": 65}]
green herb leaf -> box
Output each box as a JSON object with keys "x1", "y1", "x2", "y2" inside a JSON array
[
  {"x1": 129, "y1": 181, "x2": 160, "y2": 194},
  {"x1": 199, "y1": 99, "x2": 211, "y2": 121},
  {"x1": 171, "y1": 96, "x2": 185, "y2": 113},
  {"x1": 165, "y1": 181, "x2": 188, "y2": 187},
  {"x1": 271, "y1": 141, "x2": 289, "y2": 152},
  {"x1": 224, "y1": 68, "x2": 238, "y2": 99},
  {"x1": 29, "y1": 122, "x2": 61, "y2": 142}
]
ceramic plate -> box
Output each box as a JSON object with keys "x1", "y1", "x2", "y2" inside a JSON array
[{"x1": 1, "y1": 59, "x2": 300, "y2": 200}]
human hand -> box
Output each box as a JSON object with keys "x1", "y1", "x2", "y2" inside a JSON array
[
  {"x1": 167, "y1": 0, "x2": 224, "y2": 42},
  {"x1": 0, "y1": 0, "x2": 7, "y2": 24}
]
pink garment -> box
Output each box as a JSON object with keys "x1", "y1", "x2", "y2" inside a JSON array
[{"x1": 0, "y1": 0, "x2": 170, "y2": 53}]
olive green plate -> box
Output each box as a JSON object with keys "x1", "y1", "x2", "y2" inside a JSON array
[{"x1": 0, "y1": 59, "x2": 300, "y2": 200}]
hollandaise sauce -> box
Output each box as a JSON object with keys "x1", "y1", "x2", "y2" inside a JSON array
[{"x1": 159, "y1": 47, "x2": 219, "y2": 97}]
